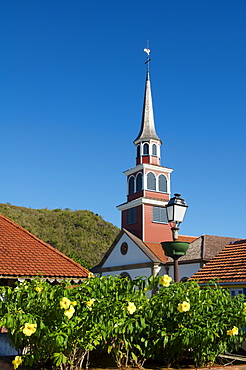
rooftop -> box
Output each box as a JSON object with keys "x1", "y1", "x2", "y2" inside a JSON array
[
  {"x1": 0, "y1": 213, "x2": 89, "y2": 281},
  {"x1": 191, "y1": 239, "x2": 246, "y2": 284}
]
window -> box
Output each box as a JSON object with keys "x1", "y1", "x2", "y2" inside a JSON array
[
  {"x1": 137, "y1": 145, "x2": 140, "y2": 157},
  {"x1": 136, "y1": 173, "x2": 142, "y2": 192},
  {"x1": 147, "y1": 172, "x2": 156, "y2": 191},
  {"x1": 143, "y1": 143, "x2": 149, "y2": 155},
  {"x1": 127, "y1": 207, "x2": 137, "y2": 224},
  {"x1": 158, "y1": 174, "x2": 167, "y2": 193},
  {"x1": 120, "y1": 272, "x2": 132, "y2": 280},
  {"x1": 128, "y1": 176, "x2": 135, "y2": 194},
  {"x1": 153, "y1": 206, "x2": 168, "y2": 224},
  {"x1": 152, "y1": 144, "x2": 157, "y2": 156},
  {"x1": 120, "y1": 242, "x2": 128, "y2": 255},
  {"x1": 230, "y1": 289, "x2": 243, "y2": 297}
]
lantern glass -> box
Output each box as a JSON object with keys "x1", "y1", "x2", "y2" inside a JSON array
[{"x1": 166, "y1": 193, "x2": 188, "y2": 224}]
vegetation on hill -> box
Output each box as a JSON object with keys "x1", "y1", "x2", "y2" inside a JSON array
[{"x1": 0, "y1": 203, "x2": 119, "y2": 269}]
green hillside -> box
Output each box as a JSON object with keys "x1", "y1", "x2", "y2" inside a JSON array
[{"x1": 0, "y1": 203, "x2": 120, "y2": 269}]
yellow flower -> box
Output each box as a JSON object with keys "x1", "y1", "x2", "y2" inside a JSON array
[
  {"x1": 22, "y1": 323, "x2": 37, "y2": 336},
  {"x1": 70, "y1": 301, "x2": 77, "y2": 306},
  {"x1": 60, "y1": 297, "x2": 71, "y2": 309},
  {"x1": 88, "y1": 272, "x2": 94, "y2": 278},
  {"x1": 127, "y1": 302, "x2": 136, "y2": 314},
  {"x1": 35, "y1": 286, "x2": 42, "y2": 292},
  {"x1": 227, "y1": 326, "x2": 238, "y2": 336},
  {"x1": 64, "y1": 305, "x2": 75, "y2": 319},
  {"x1": 86, "y1": 298, "x2": 95, "y2": 308},
  {"x1": 177, "y1": 301, "x2": 190, "y2": 313},
  {"x1": 159, "y1": 274, "x2": 172, "y2": 287},
  {"x1": 12, "y1": 356, "x2": 22, "y2": 369}
]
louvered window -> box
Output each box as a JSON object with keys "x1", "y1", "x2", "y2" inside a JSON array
[
  {"x1": 136, "y1": 173, "x2": 142, "y2": 192},
  {"x1": 147, "y1": 172, "x2": 156, "y2": 191},
  {"x1": 128, "y1": 176, "x2": 135, "y2": 194},
  {"x1": 143, "y1": 143, "x2": 149, "y2": 155},
  {"x1": 127, "y1": 207, "x2": 137, "y2": 224},
  {"x1": 152, "y1": 144, "x2": 157, "y2": 156},
  {"x1": 159, "y1": 174, "x2": 167, "y2": 193},
  {"x1": 153, "y1": 206, "x2": 168, "y2": 224}
]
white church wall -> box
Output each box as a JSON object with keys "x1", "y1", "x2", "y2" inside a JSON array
[
  {"x1": 103, "y1": 233, "x2": 151, "y2": 268},
  {"x1": 159, "y1": 262, "x2": 201, "y2": 281},
  {"x1": 102, "y1": 267, "x2": 152, "y2": 280}
]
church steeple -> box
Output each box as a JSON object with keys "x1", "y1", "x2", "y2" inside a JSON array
[
  {"x1": 134, "y1": 71, "x2": 161, "y2": 145},
  {"x1": 134, "y1": 52, "x2": 162, "y2": 166},
  {"x1": 117, "y1": 50, "x2": 173, "y2": 243}
]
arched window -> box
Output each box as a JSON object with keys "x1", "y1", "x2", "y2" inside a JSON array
[
  {"x1": 152, "y1": 144, "x2": 157, "y2": 156},
  {"x1": 147, "y1": 172, "x2": 156, "y2": 191},
  {"x1": 143, "y1": 143, "x2": 149, "y2": 155},
  {"x1": 120, "y1": 272, "x2": 132, "y2": 280},
  {"x1": 158, "y1": 174, "x2": 167, "y2": 193},
  {"x1": 128, "y1": 176, "x2": 135, "y2": 194},
  {"x1": 180, "y1": 277, "x2": 189, "y2": 283},
  {"x1": 137, "y1": 145, "x2": 140, "y2": 157},
  {"x1": 136, "y1": 173, "x2": 142, "y2": 192}
]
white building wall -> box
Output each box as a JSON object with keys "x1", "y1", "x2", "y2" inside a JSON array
[
  {"x1": 159, "y1": 262, "x2": 201, "y2": 281},
  {"x1": 103, "y1": 233, "x2": 151, "y2": 268},
  {"x1": 102, "y1": 267, "x2": 152, "y2": 280}
]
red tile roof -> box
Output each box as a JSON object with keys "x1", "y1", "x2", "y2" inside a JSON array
[
  {"x1": 0, "y1": 213, "x2": 89, "y2": 280},
  {"x1": 144, "y1": 236, "x2": 197, "y2": 262},
  {"x1": 191, "y1": 239, "x2": 246, "y2": 284},
  {"x1": 178, "y1": 235, "x2": 198, "y2": 243},
  {"x1": 144, "y1": 242, "x2": 167, "y2": 262}
]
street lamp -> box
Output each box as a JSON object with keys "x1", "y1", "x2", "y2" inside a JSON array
[
  {"x1": 161, "y1": 194, "x2": 189, "y2": 282},
  {"x1": 166, "y1": 193, "x2": 188, "y2": 241}
]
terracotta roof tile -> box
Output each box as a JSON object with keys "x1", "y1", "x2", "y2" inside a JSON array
[
  {"x1": 178, "y1": 235, "x2": 198, "y2": 243},
  {"x1": 0, "y1": 213, "x2": 89, "y2": 279},
  {"x1": 191, "y1": 239, "x2": 246, "y2": 283},
  {"x1": 144, "y1": 242, "x2": 167, "y2": 262},
  {"x1": 144, "y1": 236, "x2": 197, "y2": 263}
]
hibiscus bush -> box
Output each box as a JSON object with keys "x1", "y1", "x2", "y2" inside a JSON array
[{"x1": 0, "y1": 276, "x2": 246, "y2": 369}]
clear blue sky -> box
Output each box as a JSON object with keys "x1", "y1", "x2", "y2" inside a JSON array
[{"x1": 1, "y1": 0, "x2": 246, "y2": 239}]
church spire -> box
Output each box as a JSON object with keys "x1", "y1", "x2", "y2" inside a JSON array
[
  {"x1": 134, "y1": 47, "x2": 162, "y2": 166},
  {"x1": 134, "y1": 70, "x2": 161, "y2": 145}
]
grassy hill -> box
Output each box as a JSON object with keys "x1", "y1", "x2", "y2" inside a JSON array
[{"x1": 0, "y1": 203, "x2": 120, "y2": 269}]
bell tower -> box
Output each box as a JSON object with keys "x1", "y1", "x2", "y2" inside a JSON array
[{"x1": 117, "y1": 49, "x2": 173, "y2": 243}]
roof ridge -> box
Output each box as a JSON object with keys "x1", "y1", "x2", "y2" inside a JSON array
[
  {"x1": 202, "y1": 234, "x2": 240, "y2": 239},
  {"x1": 0, "y1": 213, "x2": 89, "y2": 274}
]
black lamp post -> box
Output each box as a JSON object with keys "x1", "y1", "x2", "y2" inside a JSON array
[{"x1": 161, "y1": 194, "x2": 189, "y2": 282}]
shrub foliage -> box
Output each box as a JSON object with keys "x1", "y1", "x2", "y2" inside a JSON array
[{"x1": 0, "y1": 276, "x2": 246, "y2": 369}]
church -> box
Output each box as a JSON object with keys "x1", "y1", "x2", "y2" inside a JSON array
[{"x1": 93, "y1": 52, "x2": 238, "y2": 281}]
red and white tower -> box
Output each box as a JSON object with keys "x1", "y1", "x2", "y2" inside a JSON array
[{"x1": 117, "y1": 57, "x2": 173, "y2": 243}]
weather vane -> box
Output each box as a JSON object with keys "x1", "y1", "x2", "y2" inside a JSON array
[{"x1": 144, "y1": 40, "x2": 151, "y2": 71}]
